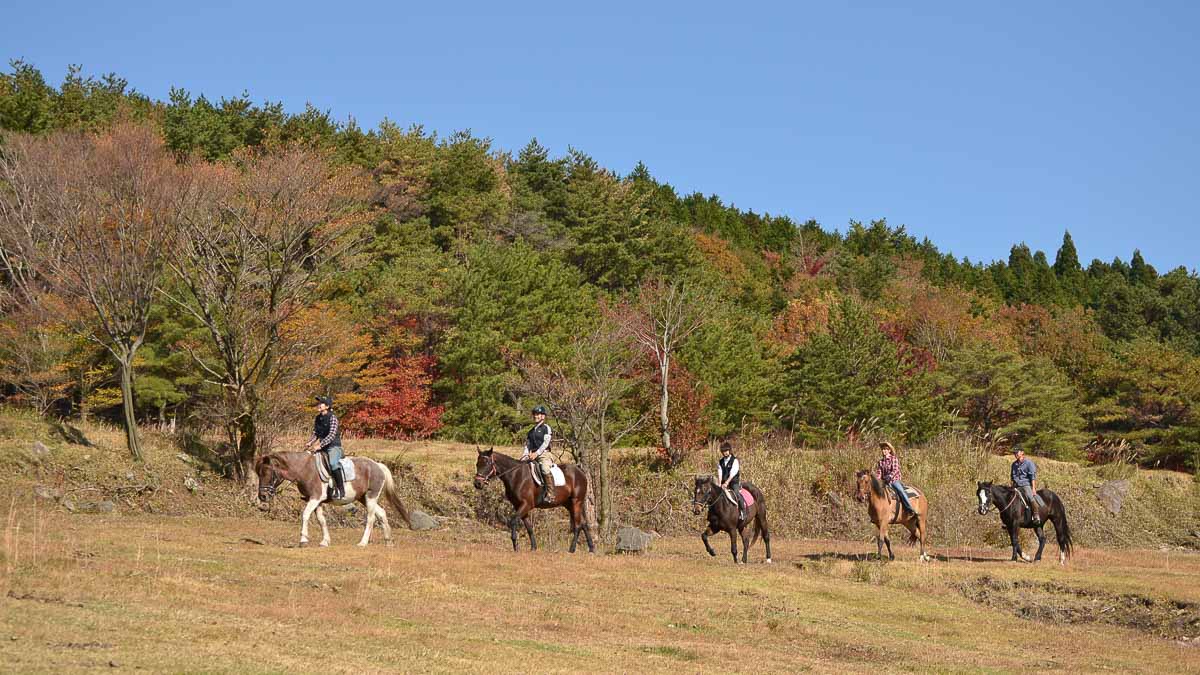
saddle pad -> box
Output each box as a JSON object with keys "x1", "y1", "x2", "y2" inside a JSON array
[
  {"x1": 530, "y1": 464, "x2": 566, "y2": 487},
  {"x1": 723, "y1": 488, "x2": 755, "y2": 508},
  {"x1": 315, "y1": 456, "x2": 356, "y2": 483}
]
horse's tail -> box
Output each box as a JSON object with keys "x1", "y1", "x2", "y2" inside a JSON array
[
  {"x1": 1050, "y1": 492, "x2": 1073, "y2": 560},
  {"x1": 379, "y1": 462, "x2": 412, "y2": 528},
  {"x1": 747, "y1": 483, "x2": 767, "y2": 548}
]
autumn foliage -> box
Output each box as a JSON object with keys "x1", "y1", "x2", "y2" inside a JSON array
[{"x1": 347, "y1": 355, "x2": 444, "y2": 440}]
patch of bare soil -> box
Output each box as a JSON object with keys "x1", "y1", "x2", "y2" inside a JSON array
[{"x1": 957, "y1": 575, "x2": 1200, "y2": 639}]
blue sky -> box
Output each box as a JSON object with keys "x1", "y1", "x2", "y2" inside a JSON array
[{"x1": 4, "y1": 1, "x2": 1197, "y2": 271}]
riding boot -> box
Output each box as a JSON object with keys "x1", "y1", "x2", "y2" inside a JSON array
[
  {"x1": 331, "y1": 468, "x2": 345, "y2": 500},
  {"x1": 539, "y1": 481, "x2": 553, "y2": 506}
]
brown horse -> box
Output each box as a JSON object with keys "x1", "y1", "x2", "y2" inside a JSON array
[
  {"x1": 255, "y1": 451, "x2": 412, "y2": 547},
  {"x1": 472, "y1": 448, "x2": 594, "y2": 553},
  {"x1": 692, "y1": 476, "x2": 772, "y2": 564},
  {"x1": 854, "y1": 470, "x2": 931, "y2": 562}
]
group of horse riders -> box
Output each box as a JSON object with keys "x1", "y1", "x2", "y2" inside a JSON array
[
  {"x1": 874, "y1": 439, "x2": 1043, "y2": 523},
  {"x1": 305, "y1": 396, "x2": 1048, "y2": 539}
]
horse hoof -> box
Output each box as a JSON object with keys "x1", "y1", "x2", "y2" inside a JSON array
[
  {"x1": 320, "y1": 541, "x2": 330, "y2": 548},
  {"x1": 299, "y1": 540, "x2": 308, "y2": 548},
  {"x1": 355, "y1": 542, "x2": 367, "y2": 548},
  {"x1": 385, "y1": 540, "x2": 395, "y2": 547},
  {"x1": 765, "y1": 558, "x2": 773, "y2": 564}
]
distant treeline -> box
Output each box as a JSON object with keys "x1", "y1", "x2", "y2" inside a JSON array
[{"x1": 1, "y1": 60, "x2": 1197, "y2": 473}]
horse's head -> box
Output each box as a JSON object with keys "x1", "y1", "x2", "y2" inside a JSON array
[
  {"x1": 473, "y1": 448, "x2": 497, "y2": 489},
  {"x1": 976, "y1": 481, "x2": 994, "y2": 515},
  {"x1": 854, "y1": 470, "x2": 871, "y2": 503},
  {"x1": 255, "y1": 454, "x2": 285, "y2": 510},
  {"x1": 692, "y1": 475, "x2": 717, "y2": 514}
]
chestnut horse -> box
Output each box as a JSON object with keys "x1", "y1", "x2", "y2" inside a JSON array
[
  {"x1": 472, "y1": 448, "x2": 594, "y2": 553},
  {"x1": 854, "y1": 470, "x2": 931, "y2": 562},
  {"x1": 692, "y1": 476, "x2": 772, "y2": 564},
  {"x1": 255, "y1": 451, "x2": 412, "y2": 547}
]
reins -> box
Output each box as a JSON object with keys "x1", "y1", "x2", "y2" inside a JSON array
[{"x1": 473, "y1": 456, "x2": 532, "y2": 485}]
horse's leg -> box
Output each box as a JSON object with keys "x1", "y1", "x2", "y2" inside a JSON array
[
  {"x1": 372, "y1": 496, "x2": 393, "y2": 546},
  {"x1": 522, "y1": 513, "x2": 537, "y2": 551},
  {"x1": 509, "y1": 513, "x2": 520, "y2": 552},
  {"x1": 701, "y1": 525, "x2": 717, "y2": 557},
  {"x1": 299, "y1": 498, "x2": 321, "y2": 546},
  {"x1": 567, "y1": 505, "x2": 580, "y2": 554},
  {"x1": 876, "y1": 522, "x2": 886, "y2": 560},
  {"x1": 1009, "y1": 524, "x2": 1026, "y2": 562},
  {"x1": 315, "y1": 505, "x2": 330, "y2": 547},
  {"x1": 728, "y1": 529, "x2": 739, "y2": 564},
  {"x1": 357, "y1": 496, "x2": 379, "y2": 547},
  {"x1": 1033, "y1": 524, "x2": 1046, "y2": 562},
  {"x1": 917, "y1": 511, "x2": 930, "y2": 562},
  {"x1": 739, "y1": 525, "x2": 750, "y2": 564},
  {"x1": 884, "y1": 529, "x2": 894, "y2": 561}
]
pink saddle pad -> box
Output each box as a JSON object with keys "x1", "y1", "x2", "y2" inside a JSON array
[{"x1": 740, "y1": 488, "x2": 755, "y2": 508}]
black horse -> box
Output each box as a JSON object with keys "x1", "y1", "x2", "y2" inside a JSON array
[
  {"x1": 473, "y1": 448, "x2": 595, "y2": 553},
  {"x1": 976, "y1": 481, "x2": 1073, "y2": 565},
  {"x1": 692, "y1": 476, "x2": 772, "y2": 564}
]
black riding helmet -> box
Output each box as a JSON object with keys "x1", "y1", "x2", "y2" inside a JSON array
[
  {"x1": 531, "y1": 405, "x2": 547, "y2": 415},
  {"x1": 315, "y1": 395, "x2": 333, "y2": 407}
]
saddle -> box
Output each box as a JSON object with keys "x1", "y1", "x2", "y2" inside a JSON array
[
  {"x1": 722, "y1": 487, "x2": 755, "y2": 509},
  {"x1": 530, "y1": 463, "x2": 566, "y2": 487},
  {"x1": 886, "y1": 484, "x2": 921, "y2": 522},
  {"x1": 315, "y1": 455, "x2": 356, "y2": 483}
]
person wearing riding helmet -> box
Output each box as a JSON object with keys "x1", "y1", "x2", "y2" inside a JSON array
[
  {"x1": 874, "y1": 441, "x2": 916, "y2": 516},
  {"x1": 522, "y1": 405, "x2": 555, "y2": 505},
  {"x1": 305, "y1": 395, "x2": 344, "y2": 500},
  {"x1": 717, "y1": 441, "x2": 746, "y2": 522}
]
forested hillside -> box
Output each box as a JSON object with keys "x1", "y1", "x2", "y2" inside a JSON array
[{"x1": 2, "y1": 60, "x2": 1198, "y2": 474}]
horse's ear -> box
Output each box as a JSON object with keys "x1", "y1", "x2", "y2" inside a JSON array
[{"x1": 483, "y1": 447, "x2": 493, "y2": 456}]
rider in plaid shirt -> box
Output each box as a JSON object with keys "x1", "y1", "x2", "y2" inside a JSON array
[{"x1": 873, "y1": 441, "x2": 915, "y2": 516}]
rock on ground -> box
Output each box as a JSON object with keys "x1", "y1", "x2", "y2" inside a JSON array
[
  {"x1": 408, "y1": 510, "x2": 439, "y2": 530},
  {"x1": 616, "y1": 526, "x2": 652, "y2": 553},
  {"x1": 1096, "y1": 479, "x2": 1131, "y2": 516}
]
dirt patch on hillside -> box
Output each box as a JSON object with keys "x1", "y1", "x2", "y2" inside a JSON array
[{"x1": 956, "y1": 575, "x2": 1200, "y2": 639}]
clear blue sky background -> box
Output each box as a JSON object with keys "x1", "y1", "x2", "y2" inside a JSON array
[{"x1": 4, "y1": 1, "x2": 1197, "y2": 271}]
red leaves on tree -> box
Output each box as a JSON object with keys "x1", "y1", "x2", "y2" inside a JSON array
[{"x1": 346, "y1": 355, "x2": 444, "y2": 440}]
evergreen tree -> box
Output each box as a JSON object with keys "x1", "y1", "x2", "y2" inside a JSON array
[
  {"x1": 780, "y1": 297, "x2": 941, "y2": 445},
  {"x1": 936, "y1": 342, "x2": 1087, "y2": 458}
]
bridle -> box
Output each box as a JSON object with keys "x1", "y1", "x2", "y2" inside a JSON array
[
  {"x1": 978, "y1": 485, "x2": 1019, "y2": 515},
  {"x1": 692, "y1": 479, "x2": 719, "y2": 512},
  {"x1": 473, "y1": 455, "x2": 526, "y2": 485},
  {"x1": 258, "y1": 463, "x2": 285, "y2": 500}
]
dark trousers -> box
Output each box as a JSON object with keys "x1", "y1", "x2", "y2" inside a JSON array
[{"x1": 728, "y1": 480, "x2": 745, "y2": 514}]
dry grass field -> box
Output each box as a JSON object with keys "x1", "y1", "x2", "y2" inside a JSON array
[
  {"x1": 1, "y1": 507, "x2": 1198, "y2": 673},
  {"x1": 2, "y1": 411, "x2": 1198, "y2": 672}
]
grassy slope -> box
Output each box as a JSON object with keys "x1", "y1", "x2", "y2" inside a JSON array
[{"x1": 1, "y1": 410, "x2": 1199, "y2": 672}]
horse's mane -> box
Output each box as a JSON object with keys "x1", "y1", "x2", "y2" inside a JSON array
[{"x1": 858, "y1": 470, "x2": 886, "y2": 498}]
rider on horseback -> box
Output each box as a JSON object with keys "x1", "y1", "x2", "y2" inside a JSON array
[
  {"x1": 306, "y1": 395, "x2": 344, "y2": 500},
  {"x1": 874, "y1": 441, "x2": 916, "y2": 516},
  {"x1": 717, "y1": 441, "x2": 746, "y2": 523},
  {"x1": 522, "y1": 405, "x2": 555, "y2": 506},
  {"x1": 1011, "y1": 445, "x2": 1045, "y2": 524}
]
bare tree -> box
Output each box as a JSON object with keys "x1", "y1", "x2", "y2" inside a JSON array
[
  {"x1": 607, "y1": 277, "x2": 709, "y2": 466},
  {"x1": 0, "y1": 126, "x2": 186, "y2": 458},
  {"x1": 519, "y1": 324, "x2": 646, "y2": 536},
  {"x1": 163, "y1": 145, "x2": 370, "y2": 480}
]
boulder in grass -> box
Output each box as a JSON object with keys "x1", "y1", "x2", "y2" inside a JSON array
[
  {"x1": 77, "y1": 500, "x2": 116, "y2": 514},
  {"x1": 408, "y1": 510, "x2": 439, "y2": 531},
  {"x1": 30, "y1": 441, "x2": 50, "y2": 462},
  {"x1": 1096, "y1": 479, "x2": 1131, "y2": 516},
  {"x1": 615, "y1": 526, "x2": 652, "y2": 553},
  {"x1": 33, "y1": 485, "x2": 61, "y2": 502}
]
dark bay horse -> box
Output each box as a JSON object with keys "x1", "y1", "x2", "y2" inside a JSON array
[
  {"x1": 692, "y1": 476, "x2": 772, "y2": 564},
  {"x1": 472, "y1": 448, "x2": 595, "y2": 553},
  {"x1": 976, "y1": 481, "x2": 1073, "y2": 565},
  {"x1": 854, "y1": 470, "x2": 931, "y2": 562},
  {"x1": 255, "y1": 451, "x2": 412, "y2": 547}
]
